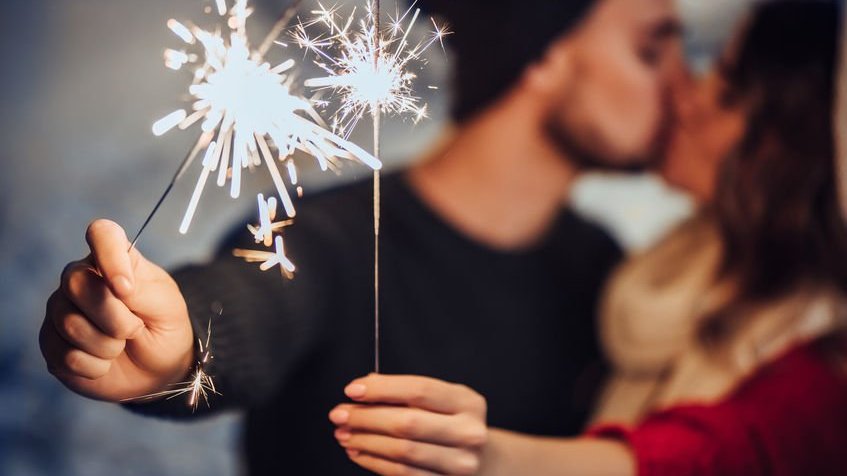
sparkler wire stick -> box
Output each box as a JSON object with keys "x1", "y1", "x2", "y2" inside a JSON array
[
  {"x1": 130, "y1": 132, "x2": 210, "y2": 249},
  {"x1": 372, "y1": 0, "x2": 381, "y2": 374},
  {"x1": 296, "y1": 0, "x2": 449, "y2": 373}
]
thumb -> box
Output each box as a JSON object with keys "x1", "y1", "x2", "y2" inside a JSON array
[{"x1": 85, "y1": 219, "x2": 137, "y2": 300}]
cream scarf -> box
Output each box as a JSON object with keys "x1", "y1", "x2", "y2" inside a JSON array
[{"x1": 591, "y1": 216, "x2": 844, "y2": 426}]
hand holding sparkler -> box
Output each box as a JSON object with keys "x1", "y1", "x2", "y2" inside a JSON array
[{"x1": 39, "y1": 219, "x2": 195, "y2": 402}]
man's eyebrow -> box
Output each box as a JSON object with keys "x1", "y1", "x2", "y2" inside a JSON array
[{"x1": 649, "y1": 18, "x2": 683, "y2": 39}]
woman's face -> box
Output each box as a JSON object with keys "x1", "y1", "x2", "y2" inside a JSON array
[{"x1": 660, "y1": 58, "x2": 747, "y2": 203}]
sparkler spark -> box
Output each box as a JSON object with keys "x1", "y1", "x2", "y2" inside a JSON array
[
  {"x1": 247, "y1": 192, "x2": 294, "y2": 246},
  {"x1": 233, "y1": 193, "x2": 296, "y2": 279},
  {"x1": 145, "y1": 0, "x2": 382, "y2": 241},
  {"x1": 294, "y1": 0, "x2": 449, "y2": 137},
  {"x1": 122, "y1": 314, "x2": 220, "y2": 411}
]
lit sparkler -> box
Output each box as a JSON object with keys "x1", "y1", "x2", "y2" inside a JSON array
[
  {"x1": 122, "y1": 313, "x2": 219, "y2": 411},
  {"x1": 131, "y1": 0, "x2": 382, "y2": 248},
  {"x1": 295, "y1": 1, "x2": 449, "y2": 373},
  {"x1": 294, "y1": 1, "x2": 449, "y2": 137},
  {"x1": 233, "y1": 193, "x2": 296, "y2": 279}
]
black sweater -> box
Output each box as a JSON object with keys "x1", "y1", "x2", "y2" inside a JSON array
[{"x1": 135, "y1": 171, "x2": 622, "y2": 475}]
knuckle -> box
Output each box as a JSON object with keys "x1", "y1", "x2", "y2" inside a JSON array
[
  {"x1": 62, "y1": 314, "x2": 86, "y2": 343},
  {"x1": 454, "y1": 454, "x2": 481, "y2": 475},
  {"x1": 469, "y1": 392, "x2": 487, "y2": 415},
  {"x1": 408, "y1": 382, "x2": 430, "y2": 406},
  {"x1": 457, "y1": 384, "x2": 486, "y2": 412},
  {"x1": 63, "y1": 266, "x2": 89, "y2": 299},
  {"x1": 63, "y1": 349, "x2": 86, "y2": 375},
  {"x1": 396, "y1": 413, "x2": 420, "y2": 438},
  {"x1": 462, "y1": 421, "x2": 488, "y2": 448},
  {"x1": 60, "y1": 261, "x2": 76, "y2": 286},
  {"x1": 396, "y1": 439, "x2": 419, "y2": 460}
]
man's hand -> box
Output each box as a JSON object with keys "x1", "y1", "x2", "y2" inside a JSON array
[
  {"x1": 330, "y1": 374, "x2": 489, "y2": 476},
  {"x1": 39, "y1": 219, "x2": 194, "y2": 402}
]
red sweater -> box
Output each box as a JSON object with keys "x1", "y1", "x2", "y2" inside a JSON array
[{"x1": 589, "y1": 338, "x2": 847, "y2": 476}]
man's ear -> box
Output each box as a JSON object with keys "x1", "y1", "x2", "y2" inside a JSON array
[{"x1": 522, "y1": 37, "x2": 575, "y2": 98}]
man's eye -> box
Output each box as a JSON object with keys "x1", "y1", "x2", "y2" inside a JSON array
[{"x1": 638, "y1": 46, "x2": 662, "y2": 67}]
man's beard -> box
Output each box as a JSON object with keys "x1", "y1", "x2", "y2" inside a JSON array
[{"x1": 543, "y1": 112, "x2": 671, "y2": 174}]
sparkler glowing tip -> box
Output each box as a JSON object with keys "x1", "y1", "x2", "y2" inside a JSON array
[{"x1": 295, "y1": 0, "x2": 450, "y2": 137}]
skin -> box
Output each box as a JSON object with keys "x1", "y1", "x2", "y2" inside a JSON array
[
  {"x1": 332, "y1": 374, "x2": 634, "y2": 476},
  {"x1": 547, "y1": 0, "x2": 682, "y2": 167},
  {"x1": 332, "y1": 12, "x2": 755, "y2": 476},
  {"x1": 39, "y1": 0, "x2": 681, "y2": 427},
  {"x1": 410, "y1": 0, "x2": 681, "y2": 251},
  {"x1": 39, "y1": 220, "x2": 194, "y2": 401},
  {"x1": 662, "y1": 56, "x2": 746, "y2": 203}
]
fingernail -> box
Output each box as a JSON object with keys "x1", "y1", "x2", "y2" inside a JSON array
[
  {"x1": 335, "y1": 428, "x2": 351, "y2": 442},
  {"x1": 346, "y1": 449, "x2": 360, "y2": 458},
  {"x1": 329, "y1": 408, "x2": 349, "y2": 424},
  {"x1": 345, "y1": 383, "x2": 367, "y2": 399},
  {"x1": 113, "y1": 276, "x2": 133, "y2": 297}
]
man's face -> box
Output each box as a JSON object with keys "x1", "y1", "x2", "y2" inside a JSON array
[{"x1": 544, "y1": 0, "x2": 682, "y2": 169}]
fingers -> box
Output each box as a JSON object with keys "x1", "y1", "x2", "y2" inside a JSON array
[
  {"x1": 85, "y1": 219, "x2": 136, "y2": 300},
  {"x1": 61, "y1": 261, "x2": 144, "y2": 340},
  {"x1": 49, "y1": 294, "x2": 126, "y2": 359},
  {"x1": 330, "y1": 405, "x2": 488, "y2": 448},
  {"x1": 40, "y1": 305, "x2": 112, "y2": 380},
  {"x1": 337, "y1": 431, "x2": 480, "y2": 476},
  {"x1": 345, "y1": 451, "x2": 442, "y2": 476},
  {"x1": 345, "y1": 375, "x2": 487, "y2": 417}
]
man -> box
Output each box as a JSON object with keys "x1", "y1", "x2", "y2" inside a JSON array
[{"x1": 39, "y1": 0, "x2": 681, "y2": 473}]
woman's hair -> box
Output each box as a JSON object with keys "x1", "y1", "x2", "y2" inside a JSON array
[
  {"x1": 421, "y1": 0, "x2": 595, "y2": 123},
  {"x1": 705, "y1": 0, "x2": 847, "y2": 339}
]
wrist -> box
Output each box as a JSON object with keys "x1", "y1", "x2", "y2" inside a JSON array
[
  {"x1": 154, "y1": 330, "x2": 197, "y2": 391},
  {"x1": 478, "y1": 428, "x2": 508, "y2": 476}
]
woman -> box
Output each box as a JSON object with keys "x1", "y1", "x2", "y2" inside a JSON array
[{"x1": 326, "y1": 1, "x2": 847, "y2": 475}]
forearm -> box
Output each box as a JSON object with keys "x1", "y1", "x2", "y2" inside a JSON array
[{"x1": 480, "y1": 429, "x2": 636, "y2": 476}]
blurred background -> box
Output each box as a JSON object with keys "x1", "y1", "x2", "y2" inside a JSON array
[{"x1": 0, "y1": 0, "x2": 753, "y2": 474}]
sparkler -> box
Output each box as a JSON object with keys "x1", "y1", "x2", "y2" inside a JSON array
[
  {"x1": 294, "y1": 1, "x2": 448, "y2": 137},
  {"x1": 130, "y1": 0, "x2": 382, "y2": 249},
  {"x1": 122, "y1": 312, "x2": 220, "y2": 411},
  {"x1": 233, "y1": 193, "x2": 296, "y2": 279},
  {"x1": 295, "y1": 0, "x2": 449, "y2": 372}
]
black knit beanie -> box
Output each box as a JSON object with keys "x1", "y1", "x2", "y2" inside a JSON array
[{"x1": 421, "y1": 0, "x2": 597, "y2": 122}]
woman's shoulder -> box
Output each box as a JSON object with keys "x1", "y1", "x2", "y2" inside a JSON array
[
  {"x1": 652, "y1": 336, "x2": 847, "y2": 450},
  {"x1": 732, "y1": 335, "x2": 847, "y2": 407},
  {"x1": 592, "y1": 337, "x2": 847, "y2": 476}
]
